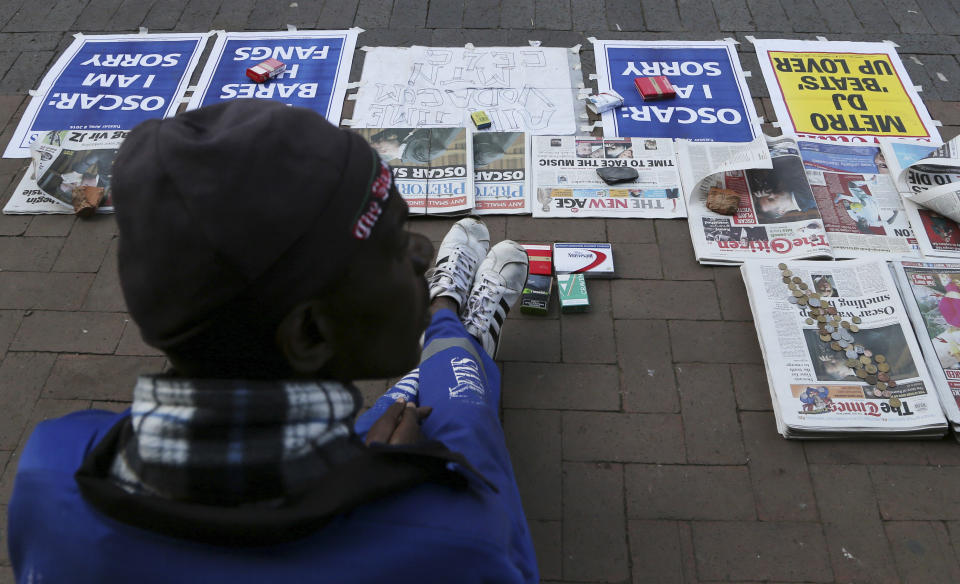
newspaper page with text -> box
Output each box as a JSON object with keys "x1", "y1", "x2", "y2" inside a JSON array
[
  {"x1": 532, "y1": 136, "x2": 685, "y2": 219},
  {"x1": 882, "y1": 136, "x2": 960, "y2": 222},
  {"x1": 473, "y1": 132, "x2": 529, "y2": 215},
  {"x1": 742, "y1": 258, "x2": 947, "y2": 438}
]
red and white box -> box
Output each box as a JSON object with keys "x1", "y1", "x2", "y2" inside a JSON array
[
  {"x1": 522, "y1": 244, "x2": 553, "y2": 276},
  {"x1": 634, "y1": 76, "x2": 675, "y2": 101},
  {"x1": 246, "y1": 59, "x2": 286, "y2": 83},
  {"x1": 553, "y1": 243, "x2": 615, "y2": 278}
]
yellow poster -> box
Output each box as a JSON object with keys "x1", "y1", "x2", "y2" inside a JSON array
[{"x1": 768, "y1": 51, "x2": 930, "y2": 139}]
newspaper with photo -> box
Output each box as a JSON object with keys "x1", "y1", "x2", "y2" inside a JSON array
[
  {"x1": 882, "y1": 136, "x2": 960, "y2": 223},
  {"x1": 473, "y1": 132, "x2": 529, "y2": 215},
  {"x1": 352, "y1": 127, "x2": 473, "y2": 215},
  {"x1": 4, "y1": 130, "x2": 125, "y2": 214},
  {"x1": 893, "y1": 260, "x2": 960, "y2": 434},
  {"x1": 742, "y1": 258, "x2": 947, "y2": 438},
  {"x1": 681, "y1": 135, "x2": 918, "y2": 264},
  {"x1": 532, "y1": 136, "x2": 685, "y2": 219}
]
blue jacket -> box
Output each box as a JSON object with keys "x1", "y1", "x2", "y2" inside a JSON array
[{"x1": 9, "y1": 409, "x2": 536, "y2": 583}]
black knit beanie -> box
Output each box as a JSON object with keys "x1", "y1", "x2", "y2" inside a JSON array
[{"x1": 112, "y1": 100, "x2": 392, "y2": 352}]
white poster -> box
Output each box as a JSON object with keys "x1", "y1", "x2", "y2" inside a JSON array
[
  {"x1": 186, "y1": 29, "x2": 359, "y2": 125},
  {"x1": 752, "y1": 39, "x2": 939, "y2": 144},
  {"x1": 349, "y1": 45, "x2": 581, "y2": 135}
]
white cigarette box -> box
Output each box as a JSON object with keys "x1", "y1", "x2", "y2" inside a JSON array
[{"x1": 553, "y1": 243, "x2": 615, "y2": 278}]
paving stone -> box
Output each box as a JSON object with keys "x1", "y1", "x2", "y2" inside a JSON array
[
  {"x1": 0, "y1": 504, "x2": 6, "y2": 566},
  {"x1": 740, "y1": 411, "x2": 816, "y2": 520},
  {"x1": 738, "y1": 52, "x2": 769, "y2": 99},
  {"x1": 0, "y1": 33, "x2": 61, "y2": 53},
  {"x1": 918, "y1": 0, "x2": 960, "y2": 34},
  {"x1": 803, "y1": 440, "x2": 934, "y2": 466},
  {"x1": 628, "y1": 520, "x2": 693, "y2": 584},
  {"x1": 814, "y1": 0, "x2": 863, "y2": 32},
  {"x1": 141, "y1": 0, "x2": 189, "y2": 29},
  {"x1": 606, "y1": 218, "x2": 655, "y2": 243},
  {"x1": 82, "y1": 238, "x2": 125, "y2": 312},
  {"x1": 535, "y1": 0, "x2": 571, "y2": 30},
  {"x1": 499, "y1": 318, "x2": 562, "y2": 362},
  {"x1": 52, "y1": 215, "x2": 116, "y2": 273},
  {"x1": 563, "y1": 461, "x2": 628, "y2": 582},
  {"x1": 390, "y1": 0, "x2": 427, "y2": 27},
  {"x1": 503, "y1": 362, "x2": 620, "y2": 410},
  {"x1": 0, "y1": 214, "x2": 29, "y2": 237},
  {"x1": 563, "y1": 412, "x2": 685, "y2": 463},
  {"x1": 3, "y1": 0, "x2": 85, "y2": 31},
  {"x1": 502, "y1": 0, "x2": 535, "y2": 28},
  {"x1": 921, "y1": 55, "x2": 960, "y2": 102},
  {"x1": 0, "y1": 311, "x2": 22, "y2": 361},
  {"x1": 626, "y1": 464, "x2": 754, "y2": 519},
  {"x1": 612, "y1": 280, "x2": 719, "y2": 320},
  {"x1": 11, "y1": 311, "x2": 125, "y2": 354},
  {"x1": 615, "y1": 319, "x2": 678, "y2": 412},
  {"x1": 0, "y1": 352, "x2": 55, "y2": 450},
  {"x1": 786, "y1": 0, "x2": 826, "y2": 32},
  {"x1": 676, "y1": 363, "x2": 745, "y2": 464},
  {"x1": 560, "y1": 280, "x2": 615, "y2": 363},
  {"x1": 926, "y1": 100, "x2": 960, "y2": 127},
  {"x1": 504, "y1": 409, "x2": 561, "y2": 520},
  {"x1": 884, "y1": 0, "x2": 934, "y2": 33},
  {"x1": 0, "y1": 50, "x2": 56, "y2": 94},
  {"x1": 24, "y1": 215, "x2": 74, "y2": 237},
  {"x1": 211, "y1": 0, "x2": 255, "y2": 29},
  {"x1": 656, "y1": 219, "x2": 712, "y2": 280},
  {"x1": 871, "y1": 465, "x2": 960, "y2": 520},
  {"x1": 604, "y1": 0, "x2": 644, "y2": 31},
  {"x1": 903, "y1": 57, "x2": 942, "y2": 101},
  {"x1": 713, "y1": 264, "x2": 753, "y2": 321},
  {"x1": 669, "y1": 320, "x2": 763, "y2": 363},
  {"x1": 924, "y1": 437, "x2": 960, "y2": 466},
  {"x1": 461, "y1": 0, "x2": 500, "y2": 28},
  {"x1": 528, "y1": 519, "x2": 561, "y2": 580},
  {"x1": 676, "y1": 0, "x2": 718, "y2": 30},
  {"x1": 506, "y1": 216, "x2": 605, "y2": 242},
  {"x1": 44, "y1": 354, "x2": 165, "y2": 401},
  {"x1": 89, "y1": 400, "x2": 131, "y2": 413},
  {"x1": 614, "y1": 243, "x2": 662, "y2": 279},
  {"x1": 730, "y1": 363, "x2": 771, "y2": 410},
  {"x1": 850, "y1": 0, "x2": 899, "y2": 32},
  {"x1": 172, "y1": 0, "x2": 222, "y2": 31},
  {"x1": 886, "y1": 521, "x2": 960, "y2": 584},
  {"x1": 114, "y1": 319, "x2": 162, "y2": 357},
  {"x1": 0, "y1": 272, "x2": 93, "y2": 311},
  {"x1": 355, "y1": 0, "x2": 393, "y2": 27},
  {"x1": 571, "y1": 0, "x2": 609, "y2": 32},
  {"x1": 712, "y1": 0, "x2": 754, "y2": 30},
  {"x1": 0, "y1": 237, "x2": 62, "y2": 272},
  {"x1": 642, "y1": 0, "x2": 682, "y2": 31},
  {"x1": 74, "y1": 0, "x2": 128, "y2": 31},
  {"x1": 809, "y1": 464, "x2": 898, "y2": 584},
  {"x1": 426, "y1": 0, "x2": 462, "y2": 27},
  {"x1": 692, "y1": 521, "x2": 833, "y2": 582}
]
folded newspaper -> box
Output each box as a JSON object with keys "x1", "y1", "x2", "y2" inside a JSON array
[
  {"x1": 893, "y1": 260, "x2": 960, "y2": 434},
  {"x1": 882, "y1": 137, "x2": 960, "y2": 259},
  {"x1": 4, "y1": 130, "x2": 124, "y2": 215},
  {"x1": 742, "y1": 258, "x2": 947, "y2": 439},
  {"x1": 473, "y1": 132, "x2": 530, "y2": 215},
  {"x1": 680, "y1": 135, "x2": 918, "y2": 264},
  {"x1": 352, "y1": 127, "x2": 474, "y2": 216}
]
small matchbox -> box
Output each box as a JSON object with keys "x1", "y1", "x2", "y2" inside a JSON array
[
  {"x1": 634, "y1": 76, "x2": 675, "y2": 100},
  {"x1": 557, "y1": 273, "x2": 589, "y2": 313},
  {"x1": 471, "y1": 110, "x2": 492, "y2": 129},
  {"x1": 553, "y1": 243, "x2": 615, "y2": 278}
]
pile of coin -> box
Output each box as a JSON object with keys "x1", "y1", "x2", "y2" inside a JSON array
[{"x1": 778, "y1": 263, "x2": 899, "y2": 405}]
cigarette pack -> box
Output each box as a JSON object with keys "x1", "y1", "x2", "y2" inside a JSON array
[
  {"x1": 557, "y1": 273, "x2": 589, "y2": 313},
  {"x1": 523, "y1": 244, "x2": 553, "y2": 276},
  {"x1": 246, "y1": 59, "x2": 286, "y2": 83},
  {"x1": 586, "y1": 90, "x2": 624, "y2": 114},
  {"x1": 634, "y1": 76, "x2": 675, "y2": 100},
  {"x1": 553, "y1": 243, "x2": 615, "y2": 278},
  {"x1": 521, "y1": 273, "x2": 553, "y2": 315},
  {"x1": 471, "y1": 110, "x2": 492, "y2": 129}
]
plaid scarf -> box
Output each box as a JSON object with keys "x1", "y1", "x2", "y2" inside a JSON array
[{"x1": 109, "y1": 375, "x2": 364, "y2": 505}]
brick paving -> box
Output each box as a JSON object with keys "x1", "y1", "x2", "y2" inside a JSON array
[{"x1": 3, "y1": 1, "x2": 960, "y2": 582}]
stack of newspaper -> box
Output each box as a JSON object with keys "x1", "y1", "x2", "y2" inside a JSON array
[{"x1": 742, "y1": 258, "x2": 948, "y2": 438}]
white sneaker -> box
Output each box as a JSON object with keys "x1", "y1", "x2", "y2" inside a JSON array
[
  {"x1": 462, "y1": 240, "x2": 529, "y2": 358},
  {"x1": 426, "y1": 218, "x2": 490, "y2": 308}
]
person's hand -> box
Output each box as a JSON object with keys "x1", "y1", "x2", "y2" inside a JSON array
[{"x1": 365, "y1": 399, "x2": 433, "y2": 446}]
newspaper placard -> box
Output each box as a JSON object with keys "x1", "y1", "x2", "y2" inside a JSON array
[
  {"x1": 532, "y1": 136, "x2": 684, "y2": 219},
  {"x1": 798, "y1": 140, "x2": 918, "y2": 258},
  {"x1": 4, "y1": 130, "x2": 125, "y2": 214},
  {"x1": 894, "y1": 260, "x2": 960, "y2": 432},
  {"x1": 681, "y1": 135, "x2": 831, "y2": 264},
  {"x1": 473, "y1": 132, "x2": 529, "y2": 215},
  {"x1": 752, "y1": 39, "x2": 938, "y2": 143},
  {"x1": 742, "y1": 258, "x2": 947, "y2": 438},
  {"x1": 4, "y1": 33, "x2": 208, "y2": 158},
  {"x1": 186, "y1": 30, "x2": 359, "y2": 125},
  {"x1": 881, "y1": 136, "x2": 960, "y2": 224},
  {"x1": 349, "y1": 46, "x2": 582, "y2": 135},
  {"x1": 590, "y1": 39, "x2": 761, "y2": 142},
  {"x1": 352, "y1": 127, "x2": 473, "y2": 215}
]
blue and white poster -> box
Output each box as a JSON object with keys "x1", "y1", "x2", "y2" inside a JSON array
[
  {"x1": 4, "y1": 32, "x2": 209, "y2": 158},
  {"x1": 591, "y1": 40, "x2": 761, "y2": 143},
  {"x1": 187, "y1": 30, "x2": 360, "y2": 125}
]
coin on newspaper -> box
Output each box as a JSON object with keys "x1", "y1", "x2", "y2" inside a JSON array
[
  {"x1": 819, "y1": 334, "x2": 832, "y2": 342},
  {"x1": 878, "y1": 372, "x2": 890, "y2": 382},
  {"x1": 889, "y1": 397, "x2": 901, "y2": 408},
  {"x1": 831, "y1": 332, "x2": 841, "y2": 340},
  {"x1": 883, "y1": 390, "x2": 893, "y2": 398},
  {"x1": 840, "y1": 321, "x2": 850, "y2": 329},
  {"x1": 864, "y1": 349, "x2": 873, "y2": 357},
  {"x1": 873, "y1": 388, "x2": 884, "y2": 397},
  {"x1": 783, "y1": 270, "x2": 793, "y2": 277},
  {"x1": 877, "y1": 382, "x2": 888, "y2": 391},
  {"x1": 849, "y1": 324, "x2": 859, "y2": 333},
  {"x1": 866, "y1": 364, "x2": 878, "y2": 374},
  {"x1": 856, "y1": 369, "x2": 868, "y2": 379},
  {"x1": 855, "y1": 345, "x2": 865, "y2": 354},
  {"x1": 792, "y1": 276, "x2": 802, "y2": 284},
  {"x1": 839, "y1": 340, "x2": 850, "y2": 349},
  {"x1": 825, "y1": 325, "x2": 834, "y2": 333},
  {"x1": 828, "y1": 308, "x2": 839, "y2": 315},
  {"x1": 778, "y1": 263, "x2": 787, "y2": 270},
  {"x1": 805, "y1": 318, "x2": 815, "y2": 325},
  {"x1": 846, "y1": 358, "x2": 859, "y2": 368},
  {"x1": 859, "y1": 355, "x2": 871, "y2": 365},
  {"x1": 875, "y1": 355, "x2": 886, "y2": 363},
  {"x1": 808, "y1": 298, "x2": 821, "y2": 307},
  {"x1": 831, "y1": 342, "x2": 842, "y2": 351},
  {"x1": 798, "y1": 297, "x2": 808, "y2": 306},
  {"x1": 782, "y1": 276, "x2": 791, "y2": 284},
  {"x1": 866, "y1": 374, "x2": 878, "y2": 385},
  {"x1": 852, "y1": 316, "x2": 862, "y2": 324},
  {"x1": 846, "y1": 349, "x2": 858, "y2": 359},
  {"x1": 888, "y1": 380, "x2": 897, "y2": 388},
  {"x1": 799, "y1": 282, "x2": 809, "y2": 290},
  {"x1": 788, "y1": 296, "x2": 798, "y2": 304},
  {"x1": 878, "y1": 363, "x2": 890, "y2": 373},
  {"x1": 818, "y1": 315, "x2": 827, "y2": 323},
  {"x1": 810, "y1": 292, "x2": 821, "y2": 300}
]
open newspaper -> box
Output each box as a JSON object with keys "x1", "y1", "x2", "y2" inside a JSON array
[
  {"x1": 532, "y1": 136, "x2": 685, "y2": 219},
  {"x1": 473, "y1": 132, "x2": 529, "y2": 215},
  {"x1": 892, "y1": 260, "x2": 960, "y2": 434},
  {"x1": 742, "y1": 258, "x2": 947, "y2": 438},
  {"x1": 882, "y1": 137, "x2": 960, "y2": 258},
  {"x1": 681, "y1": 135, "x2": 918, "y2": 264},
  {"x1": 4, "y1": 130, "x2": 124, "y2": 214},
  {"x1": 352, "y1": 127, "x2": 473, "y2": 215}
]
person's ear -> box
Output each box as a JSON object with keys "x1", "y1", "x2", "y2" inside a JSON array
[{"x1": 277, "y1": 300, "x2": 336, "y2": 374}]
